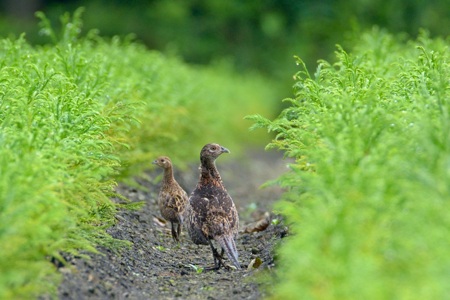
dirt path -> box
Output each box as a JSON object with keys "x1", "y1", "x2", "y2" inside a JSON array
[{"x1": 57, "y1": 149, "x2": 290, "y2": 300}]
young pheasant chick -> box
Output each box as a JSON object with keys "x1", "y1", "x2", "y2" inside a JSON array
[
  {"x1": 153, "y1": 156, "x2": 189, "y2": 242},
  {"x1": 184, "y1": 143, "x2": 240, "y2": 270}
]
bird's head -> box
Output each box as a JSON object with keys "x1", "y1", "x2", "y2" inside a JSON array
[
  {"x1": 152, "y1": 156, "x2": 172, "y2": 169},
  {"x1": 200, "y1": 143, "x2": 230, "y2": 160}
]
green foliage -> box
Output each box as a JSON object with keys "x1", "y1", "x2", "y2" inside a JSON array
[
  {"x1": 0, "y1": 12, "x2": 123, "y2": 298},
  {"x1": 0, "y1": 10, "x2": 278, "y2": 298},
  {"x1": 250, "y1": 29, "x2": 450, "y2": 299}
]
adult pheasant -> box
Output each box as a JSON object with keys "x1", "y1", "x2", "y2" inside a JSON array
[
  {"x1": 153, "y1": 156, "x2": 189, "y2": 242},
  {"x1": 184, "y1": 143, "x2": 240, "y2": 269}
]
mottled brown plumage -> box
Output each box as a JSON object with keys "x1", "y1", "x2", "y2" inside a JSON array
[
  {"x1": 184, "y1": 143, "x2": 240, "y2": 269},
  {"x1": 153, "y1": 156, "x2": 189, "y2": 242}
]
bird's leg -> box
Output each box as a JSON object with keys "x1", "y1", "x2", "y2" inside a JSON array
[
  {"x1": 171, "y1": 222, "x2": 179, "y2": 242},
  {"x1": 217, "y1": 247, "x2": 238, "y2": 270},
  {"x1": 204, "y1": 240, "x2": 224, "y2": 271},
  {"x1": 177, "y1": 223, "x2": 181, "y2": 240},
  {"x1": 211, "y1": 242, "x2": 224, "y2": 268}
]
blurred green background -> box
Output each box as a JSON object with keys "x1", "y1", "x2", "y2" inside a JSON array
[{"x1": 1, "y1": 0, "x2": 449, "y2": 96}]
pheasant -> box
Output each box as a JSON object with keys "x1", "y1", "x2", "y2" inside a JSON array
[
  {"x1": 153, "y1": 156, "x2": 189, "y2": 242},
  {"x1": 184, "y1": 143, "x2": 240, "y2": 270}
]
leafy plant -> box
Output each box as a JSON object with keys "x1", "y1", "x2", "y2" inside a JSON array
[
  {"x1": 153, "y1": 245, "x2": 167, "y2": 252},
  {"x1": 187, "y1": 264, "x2": 204, "y2": 274},
  {"x1": 250, "y1": 28, "x2": 450, "y2": 300}
]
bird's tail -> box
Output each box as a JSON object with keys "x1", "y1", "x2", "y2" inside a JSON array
[{"x1": 216, "y1": 235, "x2": 240, "y2": 269}]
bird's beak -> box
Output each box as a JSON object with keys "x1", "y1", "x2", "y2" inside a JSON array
[
  {"x1": 221, "y1": 146, "x2": 230, "y2": 154},
  {"x1": 152, "y1": 160, "x2": 157, "y2": 164}
]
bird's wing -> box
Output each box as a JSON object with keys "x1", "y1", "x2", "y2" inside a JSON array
[
  {"x1": 166, "y1": 189, "x2": 188, "y2": 211},
  {"x1": 203, "y1": 193, "x2": 239, "y2": 236}
]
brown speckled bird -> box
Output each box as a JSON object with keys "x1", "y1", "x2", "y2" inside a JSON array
[
  {"x1": 184, "y1": 143, "x2": 240, "y2": 269},
  {"x1": 153, "y1": 156, "x2": 189, "y2": 242}
]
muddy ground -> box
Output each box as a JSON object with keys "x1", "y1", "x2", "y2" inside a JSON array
[{"x1": 57, "y1": 149, "x2": 290, "y2": 300}]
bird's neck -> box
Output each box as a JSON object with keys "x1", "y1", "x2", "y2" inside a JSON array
[
  {"x1": 162, "y1": 167, "x2": 175, "y2": 184},
  {"x1": 200, "y1": 157, "x2": 224, "y2": 187}
]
